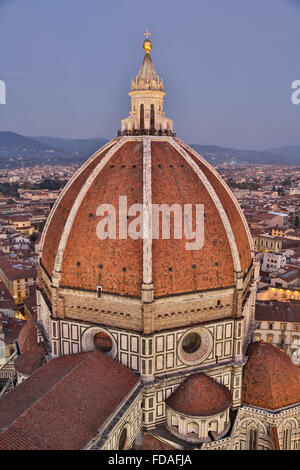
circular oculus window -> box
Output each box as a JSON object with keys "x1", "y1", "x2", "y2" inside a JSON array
[
  {"x1": 178, "y1": 327, "x2": 213, "y2": 365},
  {"x1": 81, "y1": 327, "x2": 117, "y2": 359},
  {"x1": 93, "y1": 331, "x2": 112, "y2": 353}
]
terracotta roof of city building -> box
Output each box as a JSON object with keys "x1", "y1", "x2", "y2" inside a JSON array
[
  {"x1": 255, "y1": 302, "x2": 300, "y2": 323},
  {"x1": 242, "y1": 341, "x2": 300, "y2": 410},
  {"x1": 166, "y1": 373, "x2": 232, "y2": 417},
  {"x1": 0, "y1": 259, "x2": 37, "y2": 281},
  {"x1": 0, "y1": 350, "x2": 139, "y2": 450}
]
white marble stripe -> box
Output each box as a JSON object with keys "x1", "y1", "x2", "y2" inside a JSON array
[
  {"x1": 142, "y1": 136, "x2": 152, "y2": 285},
  {"x1": 39, "y1": 138, "x2": 118, "y2": 257},
  {"x1": 168, "y1": 137, "x2": 242, "y2": 273}
]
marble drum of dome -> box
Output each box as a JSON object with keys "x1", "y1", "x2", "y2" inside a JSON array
[{"x1": 178, "y1": 327, "x2": 214, "y2": 365}]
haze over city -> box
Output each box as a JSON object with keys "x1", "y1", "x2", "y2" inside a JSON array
[{"x1": 1, "y1": 0, "x2": 300, "y2": 149}]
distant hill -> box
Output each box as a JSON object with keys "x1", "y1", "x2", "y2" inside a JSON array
[
  {"x1": 190, "y1": 144, "x2": 298, "y2": 166},
  {"x1": 264, "y1": 146, "x2": 300, "y2": 161},
  {"x1": 0, "y1": 131, "x2": 299, "y2": 168},
  {"x1": 0, "y1": 131, "x2": 70, "y2": 168},
  {"x1": 31, "y1": 136, "x2": 109, "y2": 160},
  {"x1": 0, "y1": 132, "x2": 109, "y2": 168}
]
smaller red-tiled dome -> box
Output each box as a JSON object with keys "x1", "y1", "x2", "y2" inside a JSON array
[
  {"x1": 166, "y1": 373, "x2": 232, "y2": 417},
  {"x1": 14, "y1": 343, "x2": 47, "y2": 376},
  {"x1": 18, "y1": 316, "x2": 38, "y2": 354},
  {"x1": 242, "y1": 341, "x2": 300, "y2": 410}
]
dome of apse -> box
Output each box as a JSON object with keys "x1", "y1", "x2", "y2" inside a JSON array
[
  {"x1": 242, "y1": 341, "x2": 300, "y2": 410},
  {"x1": 166, "y1": 372, "x2": 232, "y2": 417}
]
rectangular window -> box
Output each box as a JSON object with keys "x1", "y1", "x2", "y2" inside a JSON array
[
  {"x1": 52, "y1": 322, "x2": 57, "y2": 338},
  {"x1": 97, "y1": 285, "x2": 102, "y2": 298},
  {"x1": 269, "y1": 323, "x2": 273, "y2": 330},
  {"x1": 142, "y1": 339, "x2": 146, "y2": 356},
  {"x1": 149, "y1": 339, "x2": 152, "y2": 355},
  {"x1": 148, "y1": 398, "x2": 153, "y2": 408}
]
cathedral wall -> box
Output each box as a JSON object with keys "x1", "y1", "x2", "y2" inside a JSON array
[
  {"x1": 48, "y1": 315, "x2": 242, "y2": 377},
  {"x1": 152, "y1": 288, "x2": 235, "y2": 331},
  {"x1": 136, "y1": 363, "x2": 234, "y2": 430},
  {"x1": 88, "y1": 390, "x2": 143, "y2": 450},
  {"x1": 230, "y1": 405, "x2": 300, "y2": 450}
]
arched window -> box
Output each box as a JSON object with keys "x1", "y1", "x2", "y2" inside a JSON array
[
  {"x1": 209, "y1": 420, "x2": 218, "y2": 433},
  {"x1": 171, "y1": 415, "x2": 178, "y2": 428},
  {"x1": 118, "y1": 427, "x2": 128, "y2": 450},
  {"x1": 140, "y1": 104, "x2": 144, "y2": 131},
  {"x1": 187, "y1": 422, "x2": 199, "y2": 435},
  {"x1": 283, "y1": 428, "x2": 291, "y2": 450},
  {"x1": 150, "y1": 104, "x2": 155, "y2": 130},
  {"x1": 248, "y1": 428, "x2": 258, "y2": 450},
  {"x1": 0, "y1": 340, "x2": 5, "y2": 360}
]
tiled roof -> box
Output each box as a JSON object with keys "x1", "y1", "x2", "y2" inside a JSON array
[
  {"x1": 0, "y1": 315, "x2": 23, "y2": 345},
  {"x1": 242, "y1": 341, "x2": 300, "y2": 410},
  {"x1": 255, "y1": 302, "x2": 300, "y2": 323},
  {"x1": 41, "y1": 139, "x2": 252, "y2": 298},
  {"x1": 166, "y1": 373, "x2": 232, "y2": 417},
  {"x1": 134, "y1": 432, "x2": 175, "y2": 450},
  {"x1": 14, "y1": 342, "x2": 47, "y2": 376},
  {"x1": 0, "y1": 350, "x2": 139, "y2": 449},
  {"x1": 0, "y1": 259, "x2": 37, "y2": 281}
]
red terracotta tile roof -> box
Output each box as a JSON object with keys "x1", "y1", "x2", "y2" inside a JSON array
[
  {"x1": 242, "y1": 341, "x2": 300, "y2": 410},
  {"x1": 60, "y1": 141, "x2": 143, "y2": 296},
  {"x1": 0, "y1": 259, "x2": 37, "y2": 281},
  {"x1": 0, "y1": 350, "x2": 139, "y2": 450},
  {"x1": 135, "y1": 433, "x2": 175, "y2": 450},
  {"x1": 14, "y1": 342, "x2": 47, "y2": 376},
  {"x1": 17, "y1": 314, "x2": 38, "y2": 354},
  {"x1": 41, "y1": 138, "x2": 252, "y2": 298},
  {"x1": 255, "y1": 302, "x2": 300, "y2": 323},
  {"x1": 151, "y1": 142, "x2": 234, "y2": 295},
  {"x1": 0, "y1": 315, "x2": 24, "y2": 345},
  {"x1": 166, "y1": 373, "x2": 232, "y2": 417},
  {"x1": 41, "y1": 142, "x2": 116, "y2": 278},
  {"x1": 182, "y1": 145, "x2": 252, "y2": 276}
]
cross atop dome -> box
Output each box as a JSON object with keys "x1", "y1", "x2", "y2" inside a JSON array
[
  {"x1": 119, "y1": 33, "x2": 174, "y2": 136},
  {"x1": 143, "y1": 29, "x2": 152, "y2": 54},
  {"x1": 144, "y1": 29, "x2": 151, "y2": 40}
]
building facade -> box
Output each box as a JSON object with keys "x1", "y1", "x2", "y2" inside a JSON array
[{"x1": 0, "y1": 34, "x2": 299, "y2": 451}]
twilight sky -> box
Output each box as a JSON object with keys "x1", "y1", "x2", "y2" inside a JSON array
[{"x1": 0, "y1": 0, "x2": 300, "y2": 149}]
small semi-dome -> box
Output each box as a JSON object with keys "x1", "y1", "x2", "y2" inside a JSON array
[
  {"x1": 242, "y1": 341, "x2": 300, "y2": 410},
  {"x1": 166, "y1": 373, "x2": 232, "y2": 417}
]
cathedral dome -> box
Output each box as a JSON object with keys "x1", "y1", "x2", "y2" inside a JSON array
[
  {"x1": 242, "y1": 341, "x2": 300, "y2": 410},
  {"x1": 166, "y1": 373, "x2": 232, "y2": 417},
  {"x1": 40, "y1": 137, "x2": 252, "y2": 298}
]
